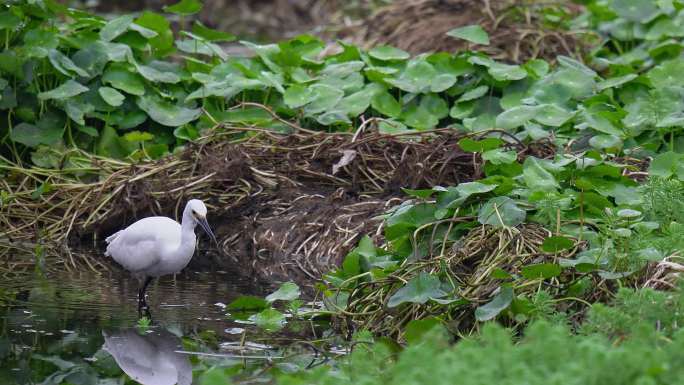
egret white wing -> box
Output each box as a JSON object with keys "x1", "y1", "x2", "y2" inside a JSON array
[{"x1": 105, "y1": 216, "x2": 181, "y2": 274}]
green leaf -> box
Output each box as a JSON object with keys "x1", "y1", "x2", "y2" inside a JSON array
[
  {"x1": 430, "y1": 74, "x2": 457, "y2": 93},
  {"x1": 163, "y1": 0, "x2": 203, "y2": 16},
  {"x1": 475, "y1": 286, "x2": 513, "y2": 321},
  {"x1": 378, "y1": 120, "x2": 411, "y2": 134},
  {"x1": 648, "y1": 151, "x2": 682, "y2": 178},
  {"x1": 404, "y1": 318, "x2": 443, "y2": 345},
  {"x1": 304, "y1": 84, "x2": 345, "y2": 115},
  {"x1": 38, "y1": 80, "x2": 89, "y2": 100},
  {"x1": 458, "y1": 85, "x2": 489, "y2": 102},
  {"x1": 76, "y1": 125, "x2": 99, "y2": 137},
  {"x1": 102, "y1": 66, "x2": 146, "y2": 96},
  {"x1": 266, "y1": 282, "x2": 301, "y2": 303},
  {"x1": 523, "y1": 157, "x2": 559, "y2": 191},
  {"x1": 191, "y1": 21, "x2": 236, "y2": 42},
  {"x1": 135, "y1": 62, "x2": 181, "y2": 83},
  {"x1": 0, "y1": 11, "x2": 22, "y2": 31},
  {"x1": 123, "y1": 130, "x2": 154, "y2": 142},
  {"x1": 98, "y1": 87, "x2": 125, "y2": 107},
  {"x1": 136, "y1": 95, "x2": 201, "y2": 127},
  {"x1": 496, "y1": 105, "x2": 538, "y2": 130},
  {"x1": 227, "y1": 295, "x2": 269, "y2": 310},
  {"x1": 521, "y1": 263, "x2": 562, "y2": 279},
  {"x1": 589, "y1": 134, "x2": 622, "y2": 150},
  {"x1": 597, "y1": 74, "x2": 638, "y2": 91},
  {"x1": 557, "y1": 56, "x2": 597, "y2": 78},
  {"x1": 612, "y1": 0, "x2": 660, "y2": 22},
  {"x1": 368, "y1": 46, "x2": 410, "y2": 61},
  {"x1": 482, "y1": 148, "x2": 517, "y2": 165},
  {"x1": 648, "y1": 59, "x2": 684, "y2": 88},
  {"x1": 48, "y1": 50, "x2": 89, "y2": 78},
  {"x1": 458, "y1": 137, "x2": 503, "y2": 152},
  {"x1": 488, "y1": 62, "x2": 527, "y2": 81},
  {"x1": 135, "y1": 12, "x2": 174, "y2": 57},
  {"x1": 100, "y1": 15, "x2": 134, "y2": 42},
  {"x1": 372, "y1": 90, "x2": 401, "y2": 118},
  {"x1": 283, "y1": 84, "x2": 314, "y2": 108},
  {"x1": 401, "y1": 102, "x2": 439, "y2": 130},
  {"x1": 385, "y1": 59, "x2": 437, "y2": 93},
  {"x1": 446, "y1": 25, "x2": 490, "y2": 45},
  {"x1": 478, "y1": 196, "x2": 526, "y2": 227},
  {"x1": 23, "y1": 29, "x2": 59, "y2": 58},
  {"x1": 387, "y1": 272, "x2": 448, "y2": 308},
  {"x1": 534, "y1": 104, "x2": 574, "y2": 127},
  {"x1": 541, "y1": 236, "x2": 575, "y2": 253},
  {"x1": 253, "y1": 308, "x2": 286, "y2": 331},
  {"x1": 13, "y1": 110, "x2": 65, "y2": 147},
  {"x1": 129, "y1": 23, "x2": 159, "y2": 39}
]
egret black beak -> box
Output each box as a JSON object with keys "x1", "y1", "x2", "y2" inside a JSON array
[{"x1": 197, "y1": 216, "x2": 218, "y2": 247}]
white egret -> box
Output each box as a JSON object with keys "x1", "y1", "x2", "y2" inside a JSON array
[{"x1": 105, "y1": 199, "x2": 218, "y2": 311}]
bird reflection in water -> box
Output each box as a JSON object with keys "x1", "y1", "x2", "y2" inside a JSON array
[{"x1": 102, "y1": 328, "x2": 192, "y2": 385}]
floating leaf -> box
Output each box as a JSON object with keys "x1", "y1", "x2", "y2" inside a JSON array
[
  {"x1": 387, "y1": 272, "x2": 448, "y2": 308},
  {"x1": 446, "y1": 25, "x2": 490, "y2": 45},
  {"x1": 136, "y1": 95, "x2": 201, "y2": 127},
  {"x1": 266, "y1": 282, "x2": 301, "y2": 303},
  {"x1": 98, "y1": 87, "x2": 125, "y2": 107},
  {"x1": 227, "y1": 295, "x2": 268, "y2": 310},
  {"x1": 253, "y1": 308, "x2": 286, "y2": 331},
  {"x1": 38, "y1": 80, "x2": 88, "y2": 100},
  {"x1": 475, "y1": 286, "x2": 513, "y2": 321}
]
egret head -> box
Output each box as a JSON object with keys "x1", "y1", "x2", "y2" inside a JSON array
[{"x1": 186, "y1": 199, "x2": 218, "y2": 246}]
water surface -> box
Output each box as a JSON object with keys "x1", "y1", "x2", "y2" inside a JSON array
[{"x1": 0, "y1": 258, "x2": 290, "y2": 384}]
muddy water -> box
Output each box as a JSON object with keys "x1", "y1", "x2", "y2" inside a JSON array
[{"x1": 0, "y1": 256, "x2": 281, "y2": 384}]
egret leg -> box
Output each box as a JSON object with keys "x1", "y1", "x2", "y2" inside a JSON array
[{"x1": 137, "y1": 276, "x2": 153, "y2": 310}]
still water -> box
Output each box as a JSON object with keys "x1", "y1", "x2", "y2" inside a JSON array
[{"x1": 0, "y1": 263, "x2": 298, "y2": 385}]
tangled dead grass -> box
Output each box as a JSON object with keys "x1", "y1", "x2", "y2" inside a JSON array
[
  {"x1": 344, "y1": 0, "x2": 587, "y2": 63},
  {"x1": 332, "y1": 223, "x2": 588, "y2": 339},
  {"x1": 1, "y1": 123, "x2": 483, "y2": 282}
]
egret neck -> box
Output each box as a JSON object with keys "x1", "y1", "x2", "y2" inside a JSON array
[{"x1": 164, "y1": 206, "x2": 199, "y2": 275}]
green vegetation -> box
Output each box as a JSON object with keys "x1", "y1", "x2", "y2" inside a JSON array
[{"x1": 3, "y1": 0, "x2": 684, "y2": 383}]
